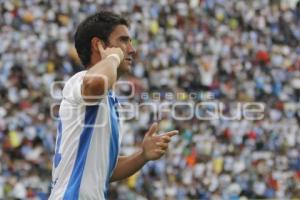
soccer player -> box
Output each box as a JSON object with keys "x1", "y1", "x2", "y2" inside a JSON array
[{"x1": 49, "y1": 11, "x2": 178, "y2": 200}]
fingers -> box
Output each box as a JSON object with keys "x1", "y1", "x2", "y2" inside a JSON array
[
  {"x1": 146, "y1": 122, "x2": 158, "y2": 136},
  {"x1": 155, "y1": 149, "x2": 165, "y2": 155},
  {"x1": 97, "y1": 42, "x2": 105, "y2": 60},
  {"x1": 158, "y1": 130, "x2": 178, "y2": 143},
  {"x1": 161, "y1": 136, "x2": 171, "y2": 143},
  {"x1": 97, "y1": 42, "x2": 104, "y2": 54},
  {"x1": 163, "y1": 130, "x2": 178, "y2": 137},
  {"x1": 156, "y1": 142, "x2": 168, "y2": 150},
  {"x1": 97, "y1": 42, "x2": 124, "y2": 62}
]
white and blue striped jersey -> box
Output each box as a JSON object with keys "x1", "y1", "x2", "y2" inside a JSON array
[{"x1": 49, "y1": 70, "x2": 123, "y2": 200}]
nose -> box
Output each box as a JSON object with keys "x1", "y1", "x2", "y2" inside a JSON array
[{"x1": 127, "y1": 42, "x2": 136, "y2": 55}]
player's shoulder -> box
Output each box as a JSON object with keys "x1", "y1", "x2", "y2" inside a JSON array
[
  {"x1": 66, "y1": 70, "x2": 87, "y2": 84},
  {"x1": 61, "y1": 70, "x2": 87, "y2": 103},
  {"x1": 63, "y1": 70, "x2": 87, "y2": 91}
]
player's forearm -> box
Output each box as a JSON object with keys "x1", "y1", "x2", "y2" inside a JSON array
[
  {"x1": 110, "y1": 150, "x2": 147, "y2": 182},
  {"x1": 82, "y1": 57, "x2": 119, "y2": 99}
]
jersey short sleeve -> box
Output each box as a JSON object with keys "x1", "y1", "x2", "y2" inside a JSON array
[
  {"x1": 62, "y1": 70, "x2": 87, "y2": 105},
  {"x1": 62, "y1": 70, "x2": 102, "y2": 105}
]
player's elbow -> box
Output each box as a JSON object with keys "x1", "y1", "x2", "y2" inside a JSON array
[{"x1": 82, "y1": 75, "x2": 108, "y2": 101}]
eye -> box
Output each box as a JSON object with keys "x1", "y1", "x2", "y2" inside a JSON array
[{"x1": 119, "y1": 36, "x2": 131, "y2": 43}]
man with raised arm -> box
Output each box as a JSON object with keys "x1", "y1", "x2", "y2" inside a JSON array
[{"x1": 49, "y1": 11, "x2": 178, "y2": 200}]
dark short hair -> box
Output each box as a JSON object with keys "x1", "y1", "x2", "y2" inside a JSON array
[{"x1": 74, "y1": 11, "x2": 128, "y2": 67}]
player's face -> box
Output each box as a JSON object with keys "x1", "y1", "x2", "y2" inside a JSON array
[{"x1": 107, "y1": 25, "x2": 136, "y2": 73}]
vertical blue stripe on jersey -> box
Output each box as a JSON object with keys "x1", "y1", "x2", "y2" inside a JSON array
[
  {"x1": 54, "y1": 118, "x2": 62, "y2": 168},
  {"x1": 104, "y1": 92, "x2": 120, "y2": 198},
  {"x1": 63, "y1": 105, "x2": 99, "y2": 200}
]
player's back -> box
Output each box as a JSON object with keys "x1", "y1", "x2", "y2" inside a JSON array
[{"x1": 49, "y1": 71, "x2": 121, "y2": 200}]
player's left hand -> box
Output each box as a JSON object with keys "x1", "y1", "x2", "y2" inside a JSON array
[{"x1": 141, "y1": 122, "x2": 178, "y2": 161}]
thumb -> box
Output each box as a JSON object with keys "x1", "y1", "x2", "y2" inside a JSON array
[
  {"x1": 97, "y1": 42, "x2": 105, "y2": 56},
  {"x1": 146, "y1": 122, "x2": 158, "y2": 137}
]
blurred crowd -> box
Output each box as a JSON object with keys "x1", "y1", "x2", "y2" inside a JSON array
[{"x1": 1, "y1": 0, "x2": 300, "y2": 199}]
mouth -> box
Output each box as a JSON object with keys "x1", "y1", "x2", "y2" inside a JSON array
[{"x1": 125, "y1": 58, "x2": 133, "y2": 64}]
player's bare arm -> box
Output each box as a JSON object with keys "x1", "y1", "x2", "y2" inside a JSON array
[
  {"x1": 82, "y1": 41, "x2": 124, "y2": 102},
  {"x1": 110, "y1": 122, "x2": 178, "y2": 182}
]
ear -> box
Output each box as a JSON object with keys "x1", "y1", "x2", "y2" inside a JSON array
[{"x1": 91, "y1": 37, "x2": 105, "y2": 53}]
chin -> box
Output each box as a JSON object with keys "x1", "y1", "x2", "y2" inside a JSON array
[{"x1": 118, "y1": 64, "x2": 132, "y2": 74}]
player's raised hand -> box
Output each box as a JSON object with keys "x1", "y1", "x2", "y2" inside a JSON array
[
  {"x1": 142, "y1": 122, "x2": 178, "y2": 161},
  {"x1": 97, "y1": 42, "x2": 124, "y2": 63}
]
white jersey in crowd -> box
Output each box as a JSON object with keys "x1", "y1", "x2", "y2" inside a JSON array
[{"x1": 49, "y1": 70, "x2": 123, "y2": 200}]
